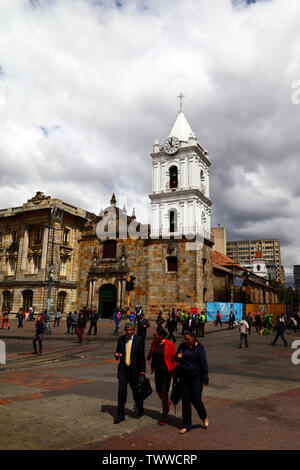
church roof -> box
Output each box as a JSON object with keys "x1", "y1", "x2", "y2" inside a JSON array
[{"x1": 169, "y1": 110, "x2": 195, "y2": 142}]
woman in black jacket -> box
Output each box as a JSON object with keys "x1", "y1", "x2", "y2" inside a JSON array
[{"x1": 175, "y1": 332, "x2": 209, "y2": 434}]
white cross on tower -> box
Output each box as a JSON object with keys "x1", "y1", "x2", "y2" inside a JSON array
[{"x1": 177, "y1": 92, "x2": 185, "y2": 111}]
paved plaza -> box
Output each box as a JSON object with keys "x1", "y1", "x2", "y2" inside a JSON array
[{"x1": 0, "y1": 319, "x2": 300, "y2": 450}]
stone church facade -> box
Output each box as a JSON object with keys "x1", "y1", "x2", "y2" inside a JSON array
[{"x1": 0, "y1": 110, "x2": 215, "y2": 319}]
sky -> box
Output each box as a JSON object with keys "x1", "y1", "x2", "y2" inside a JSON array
[{"x1": 0, "y1": 0, "x2": 299, "y2": 279}]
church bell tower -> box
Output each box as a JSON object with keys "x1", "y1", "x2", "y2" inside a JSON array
[{"x1": 149, "y1": 101, "x2": 212, "y2": 241}]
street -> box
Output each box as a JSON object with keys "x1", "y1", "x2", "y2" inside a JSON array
[{"x1": 0, "y1": 320, "x2": 300, "y2": 450}]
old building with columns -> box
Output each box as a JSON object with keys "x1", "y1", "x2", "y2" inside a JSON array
[{"x1": 0, "y1": 192, "x2": 91, "y2": 315}]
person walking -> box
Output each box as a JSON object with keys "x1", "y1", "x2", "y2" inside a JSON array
[
  {"x1": 156, "y1": 311, "x2": 164, "y2": 328},
  {"x1": 185, "y1": 312, "x2": 196, "y2": 335},
  {"x1": 16, "y1": 308, "x2": 24, "y2": 328},
  {"x1": 27, "y1": 306, "x2": 35, "y2": 322},
  {"x1": 66, "y1": 312, "x2": 72, "y2": 334},
  {"x1": 70, "y1": 311, "x2": 78, "y2": 334},
  {"x1": 166, "y1": 313, "x2": 176, "y2": 343},
  {"x1": 88, "y1": 309, "x2": 99, "y2": 336},
  {"x1": 113, "y1": 310, "x2": 122, "y2": 335},
  {"x1": 175, "y1": 332, "x2": 209, "y2": 434},
  {"x1": 114, "y1": 323, "x2": 146, "y2": 424},
  {"x1": 271, "y1": 316, "x2": 288, "y2": 347},
  {"x1": 33, "y1": 315, "x2": 45, "y2": 354},
  {"x1": 76, "y1": 310, "x2": 86, "y2": 344},
  {"x1": 239, "y1": 315, "x2": 249, "y2": 348},
  {"x1": 147, "y1": 327, "x2": 177, "y2": 426},
  {"x1": 215, "y1": 311, "x2": 222, "y2": 327},
  {"x1": 1, "y1": 309, "x2": 10, "y2": 329},
  {"x1": 137, "y1": 312, "x2": 150, "y2": 347},
  {"x1": 228, "y1": 311, "x2": 235, "y2": 330},
  {"x1": 246, "y1": 314, "x2": 253, "y2": 335},
  {"x1": 255, "y1": 313, "x2": 262, "y2": 333},
  {"x1": 54, "y1": 309, "x2": 61, "y2": 327}
]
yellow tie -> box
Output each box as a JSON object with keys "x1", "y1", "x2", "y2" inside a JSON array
[{"x1": 126, "y1": 339, "x2": 131, "y2": 366}]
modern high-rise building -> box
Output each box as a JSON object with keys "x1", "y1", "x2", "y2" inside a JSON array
[{"x1": 226, "y1": 239, "x2": 285, "y2": 284}]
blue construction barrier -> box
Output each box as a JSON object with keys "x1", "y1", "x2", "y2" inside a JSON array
[{"x1": 206, "y1": 302, "x2": 244, "y2": 323}]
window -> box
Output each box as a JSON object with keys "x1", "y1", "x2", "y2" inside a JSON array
[
  {"x1": 12, "y1": 231, "x2": 18, "y2": 243},
  {"x1": 103, "y1": 240, "x2": 117, "y2": 259},
  {"x1": 169, "y1": 210, "x2": 177, "y2": 233},
  {"x1": 203, "y1": 258, "x2": 207, "y2": 274},
  {"x1": 57, "y1": 291, "x2": 67, "y2": 313},
  {"x1": 0, "y1": 232, "x2": 3, "y2": 247},
  {"x1": 36, "y1": 227, "x2": 42, "y2": 243},
  {"x1": 60, "y1": 258, "x2": 67, "y2": 276},
  {"x1": 2, "y1": 290, "x2": 12, "y2": 310},
  {"x1": 8, "y1": 257, "x2": 16, "y2": 275},
  {"x1": 169, "y1": 166, "x2": 178, "y2": 189},
  {"x1": 63, "y1": 229, "x2": 70, "y2": 245},
  {"x1": 167, "y1": 256, "x2": 178, "y2": 272}
]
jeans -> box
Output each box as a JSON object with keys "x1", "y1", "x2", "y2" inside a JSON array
[
  {"x1": 240, "y1": 333, "x2": 248, "y2": 347},
  {"x1": 272, "y1": 333, "x2": 288, "y2": 346},
  {"x1": 88, "y1": 321, "x2": 98, "y2": 335}
]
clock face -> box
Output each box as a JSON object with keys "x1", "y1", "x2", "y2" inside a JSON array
[{"x1": 164, "y1": 136, "x2": 180, "y2": 155}]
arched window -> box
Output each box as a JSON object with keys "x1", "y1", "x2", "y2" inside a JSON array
[
  {"x1": 169, "y1": 166, "x2": 178, "y2": 189},
  {"x1": 57, "y1": 291, "x2": 67, "y2": 313},
  {"x1": 2, "y1": 291, "x2": 12, "y2": 310},
  {"x1": 257, "y1": 265, "x2": 261, "y2": 272},
  {"x1": 200, "y1": 170, "x2": 205, "y2": 181},
  {"x1": 169, "y1": 210, "x2": 178, "y2": 233},
  {"x1": 103, "y1": 240, "x2": 117, "y2": 259},
  {"x1": 22, "y1": 290, "x2": 33, "y2": 313}
]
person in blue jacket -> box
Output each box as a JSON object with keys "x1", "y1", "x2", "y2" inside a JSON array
[{"x1": 175, "y1": 332, "x2": 209, "y2": 434}]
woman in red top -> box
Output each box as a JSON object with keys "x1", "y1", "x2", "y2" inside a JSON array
[{"x1": 147, "y1": 327, "x2": 177, "y2": 426}]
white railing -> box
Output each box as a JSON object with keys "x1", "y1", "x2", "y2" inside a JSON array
[{"x1": 150, "y1": 226, "x2": 214, "y2": 243}]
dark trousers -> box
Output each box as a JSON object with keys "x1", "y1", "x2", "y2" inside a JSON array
[
  {"x1": 240, "y1": 333, "x2": 248, "y2": 347},
  {"x1": 168, "y1": 330, "x2": 176, "y2": 342},
  {"x1": 180, "y1": 375, "x2": 207, "y2": 429},
  {"x1": 216, "y1": 318, "x2": 222, "y2": 327},
  {"x1": 88, "y1": 321, "x2": 97, "y2": 335},
  {"x1": 272, "y1": 333, "x2": 287, "y2": 346},
  {"x1": 228, "y1": 322, "x2": 234, "y2": 330},
  {"x1": 33, "y1": 337, "x2": 42, "y2": 353},
  {"x1": 117, "y1": 366, "x2": 143, "y2": 418},
  {"x1": 200, "y1": 324, "x2": 205, "y2": 337},
  {"x1": 54, "y1": 318, "x2": 60, "y2": 327}
]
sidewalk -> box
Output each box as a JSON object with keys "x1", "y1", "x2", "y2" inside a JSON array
[{"x1": 0, "y1": 318, "x2": 226, "y2": 342}]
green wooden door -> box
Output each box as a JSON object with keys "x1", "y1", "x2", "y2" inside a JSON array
[{"x1": 98, "y1": 284, "x2": 117, "y2": 319}]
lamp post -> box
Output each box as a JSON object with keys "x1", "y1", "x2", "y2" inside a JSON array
[{"x1": 45, "y1": 207, "x2": 64, "y2": 332}]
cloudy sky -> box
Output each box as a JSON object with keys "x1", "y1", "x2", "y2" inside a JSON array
[{"x1": 0, "y1": 0, "x2": 299, "y2": 277}]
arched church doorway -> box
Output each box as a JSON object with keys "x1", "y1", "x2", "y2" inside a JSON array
[{"x1": 98, "y1": 284, "x2": 117, "y2": 319}]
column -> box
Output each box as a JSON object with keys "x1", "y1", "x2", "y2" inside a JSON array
[
  {"x1": 21, "y1": 227, "x2": 29, "y2": 271},
  {"x1": 41, "y1": 227, "x2": 49, "y2": 271}
]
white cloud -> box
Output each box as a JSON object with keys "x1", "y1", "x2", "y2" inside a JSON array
[{"x1": 0, "y1": 0, "x2": 300, "y2": 272}]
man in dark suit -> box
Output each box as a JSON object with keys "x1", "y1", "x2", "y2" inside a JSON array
[
  {"x1": 184, "y1": 312, "x2": 196, "y2": 335},
  {"x1": 114, "y1": 323, "x2": 146, "y2": 424}
]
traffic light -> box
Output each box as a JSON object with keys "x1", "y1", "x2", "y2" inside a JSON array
[{"x1": 126, "y1": 276, "x2": 136, "y2": 291}]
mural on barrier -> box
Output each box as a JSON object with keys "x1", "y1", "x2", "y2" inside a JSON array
[
  {"x1": 206, "y1": 302, "x2": 244, "y2": 323},
  {"x1": 206, "y1": 303, "x2": 286, "y2": 324},
  {"x1": 245, "y1": 304, "x2": 285, "y2": 323}
]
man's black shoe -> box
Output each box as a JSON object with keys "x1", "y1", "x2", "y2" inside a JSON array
[{"x1": 114, "y1": 416, "x2": 125, "y2": 424}]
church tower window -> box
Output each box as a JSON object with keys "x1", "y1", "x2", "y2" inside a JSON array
[
  {"x1": 169, "y1": 166, "x2": 178, "y2": 189},
  {"x1": 169, "y1": 210, "x2": 177, "y2": 233}
]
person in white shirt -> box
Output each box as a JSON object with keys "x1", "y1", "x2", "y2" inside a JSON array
[
  {"x1": 54, "y1": 309, "x2": 61, "y2": 327},
  {"x1": 239, "y1": 316, "x2": 249, "y2": 348}
]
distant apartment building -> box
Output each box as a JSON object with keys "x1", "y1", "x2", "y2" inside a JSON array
[{"x1": 226, "y1": 239, "x2": 285, "y2": 284}]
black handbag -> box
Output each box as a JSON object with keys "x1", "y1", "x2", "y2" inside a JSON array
[
  {"x1": 135, "y1": 376, "x2": 152, "y2": 400},
  {"x1": 170, "y1": 364, "x2": 182, "y2": 407}
]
